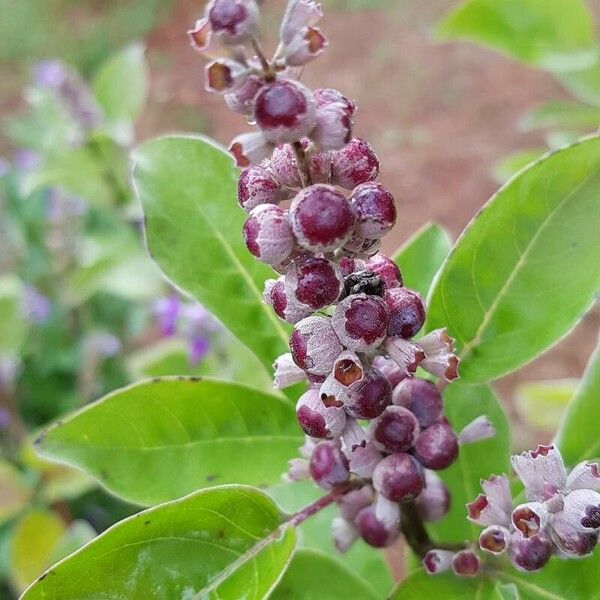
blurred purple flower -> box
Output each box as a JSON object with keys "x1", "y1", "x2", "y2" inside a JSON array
[
  {"x1": 153, "y1": 295, "x2": 181, "y2": 337},
  {"x1": 93, "y1": 332, "x2": 121, "y2": 358},
  {"x1": 14, "y1": 150, "x2": 40, "y2": 172},
  {"x1": 34, "y1": 60, "x2": 67, "y2": 88},
  {"x1": 0, "y1": 158, "x2": 10, "y2": 177},
  {"x1": 188, "y1": 336, "x2": 210, "y2": 366},
  {"x1": 0, "y1": 409, "x2": 10, "y2": 430},
  {"x1": 22, "y1": 285, "x2": 52, "y2": 324},
  {"x1": 46, "y1": 189, "x2": 86, "y2": 222},
  {"x1": 0, "y1": 357, "x2": 20, "y2": 388}
]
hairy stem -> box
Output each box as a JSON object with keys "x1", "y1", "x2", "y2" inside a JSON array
[
  {"x1": 251, "y1": 38, "x2": 274, "y2": 80},
  {"x1": 288, "y1": 482, "x2": 358, "y2": 528},
  {"x1": 292, "y1": 141, "x2": 312, "y2": 188}
]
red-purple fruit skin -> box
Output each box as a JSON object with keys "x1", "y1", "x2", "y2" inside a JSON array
[
  {"x1": 297, "y1": 405, "x2": 329, "y2": 438},
  {"x1": 289, "y1": 257, "x2": 343, "y2": 309},
  {"x1": 509, "y1": 534, "x2": 552, "y2": 572},
  {"x1": 350, "y1": 183, "x2": 396, "y2": 239},
  {"x1": 345, "y1": 368, "x2": 392, "y2": 419},
  {"x1": 373, "y1": 452, "x2": 425, "y2": 502},
  {"x1": 392, "y1": 378, "x2": 443, "y2": 428},
  {"x1": 413, "y1": 422, "x2": 459, "y2": 470},
  {"x1": 331, "y1": 138, "x2": 379, "y2": 190},
  {"x1": 384, "y1": 287, "x2": 425, "y2": 339},
  {"x1": 334, "y1": 294, "x2": 389, "y2": 350},
  {"x1": 355, "y1": 506, "x2": 397, "y2": 548},
  {"x1": 372, "y1": 406, "x2": 419, "y2": 453},
  {"x1": 309, "y1": 441, "x2": 350, "y2": 489}
]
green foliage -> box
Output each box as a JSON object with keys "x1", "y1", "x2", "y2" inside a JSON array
[
  {"x1": 0, "y1": 462, "x2": 31, "y2": 526},
  {"x1": 556, "y1": 337, "x2": 600, "y2": 466},
  {"x1": 492, "y1": 148, "x2": 545, "y2": 184},
  {"x1": 92, "y1": 44, "x2": 148, "y2": 123},
  {"x1": 558, "y1": 61, "x2": 600, "y2": 107},
  {"x1": 428, "y1": 383, "x2": 510, "y2": 543},
  {"x1": 515, "y1": 379, "x2": 577, "y2": 431},
  {"x1": 133, "y1": 136, "x2": 291, "y2": 372},
  {"x1": 0, "y1": 275, "x2": 28, "y2": 356},
  {"x1": 427, "y1": 137, "x2": 600, "y2": 383},
  {"x1": 392, "y1": 223, "x2": 452, "y2": 298},
  {"x1": 521, "y1": 101, "x2": 600, "y2": 132},
  {"x1": 21, "y1": 486, "x2": 296, "y2": 600},
  {"x1": 36, "y1": 378, "x2": 302, "y2": 505},
  {"x1": 436, "y1": 0, "x2": 598, "y2": 72},
  {"x1": 391, "y1": 570, "x2": 496, "y2": 598},
  {"x1": 271, "y1": 549, "x2": 380, "y2": 599}
]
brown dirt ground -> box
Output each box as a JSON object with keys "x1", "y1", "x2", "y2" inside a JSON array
[{"x1": 140, "y1": 0, "x2": 600, "y2": 449}]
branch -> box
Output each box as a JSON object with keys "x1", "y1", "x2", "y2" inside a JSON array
[{"x1": 292, "y1": 141, "x2": 312, "y2": 188}]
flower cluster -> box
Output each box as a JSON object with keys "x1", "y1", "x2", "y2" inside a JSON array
[
  {"x1": 191, "y1": 0, "x2": 494, "y2": 568},
  {"x1": 457, "y1": 445, "x2": 599, "y2": 572}
]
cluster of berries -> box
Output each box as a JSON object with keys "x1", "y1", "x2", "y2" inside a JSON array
[{"x1": 190, "y1": 0, "x2": 493, "y2": 569}]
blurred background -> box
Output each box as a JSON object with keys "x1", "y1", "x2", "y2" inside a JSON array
[{"x1": 0, "y1": 0, "x2": 599, "y2": 596}]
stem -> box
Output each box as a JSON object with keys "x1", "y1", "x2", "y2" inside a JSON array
[
  {"x1": 292, "y1": 141, "x2": 312, "y2": 187},
  {"x1": 251, "y1": 38, "x2": 274, "y2": 80},
  {"x1": 289, "y1": 482, "x2": 357, "y2": 528}
]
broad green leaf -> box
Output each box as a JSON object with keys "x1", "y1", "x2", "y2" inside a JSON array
[
  {"x1": 133, "y1": 136, "x2": 290, "y2": 372},
  {"x1": 0, "y1": 275, "x2": 28, "y2": 355},
  {"x1": 558, "y1": 60, "x2": 600, "y2": 107},
  {"x1": 436, "y1": 0, "x2": 598, "y2": 72},
  {"x1": 555, "y1": 336, "x2": 600, "y2": 466},
  {"x1": 36, "y1": 377, "x2": 301, "y2": 505},
  {"x1": 272, "y1": 548, "x2": 380, "y2": 599},
  {"x1": 10, "y1": 510, "x2": 65, "y2": 592},
  {"x1": 92, "y1": 44, "x2": 148, "y2": 122},
  {"x1": 390, "y1": 570, "x2": 496, "y2": 599},
  {"x1": 496, "y1": 550, "x2": 600, "y2": 600},
  {"x1": 392, "y1": 222, "x2": 452, "y2": 298},
  {"x1": 21, "y1": 486, "x2": 296, "y2": 600},
  {"x1": 426, "y1": 137, "x2": 600, "y2": 384},
  {"x1": 269, "y1": 481, "x2": 392, "y2": 597},
  {"x1": 515, "y1": 379, "x2": 577, "y2": 431},
  {"x1": 496, "y1": 583, "x2": 519, "y2": 599},
  {"x1": 521, "y1": 101, "x2": 600, "y2": 132},
  {"x1": 48, "y1": 520, "x2": 96, "y2": 566},
  {"x1": 0, "y1": 462, "x2": 31, "y2": 525},
  {"x1": 492, "y1": 149, "x2": 545, "y2": 184},
  {"x1": 429, "y1": 383, "x2": 510, "y2": 543}
]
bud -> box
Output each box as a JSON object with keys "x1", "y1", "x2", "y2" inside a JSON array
[
  {"x1": 467, "y1": 493, "x2": 510, "y2": 528},
  {"x1": 458, "y1": 415, "x2": 496, "y2": 445},
  {"x1": 224, "y1": 75, "x2": 264, "y2": 116},
  {"x1": 290, "y1": 316, "x2": 343, "y2": 376},
  {"x1": 562, "y1": 488, "x2": 600, "y2": 532},
  {"x1": 392, "y1": 378, "x2": 443, "y2": 428},
  {"x1": 452, "y1": 550, "x2": 480, "y2": 577},
  {"x1": 286, "y1": 458, "x2": 310, "y2": 481},
  {"x1": 314, "y1": 88, "x2": 356, "y2": 116},
  {"x1": 366, "y1": 254, "x2": 403, "y2": 290},
  {"x1": 482, "y1": 474, "x2": 512, "y2": 516},
  {"x1": 340, "y1": 419, "x2": 382, "y2": 478},
  {"x1": 372, "y1": 356, "x2": 408, "y2": 388},
  {"x1": 349, "y1": 183, "x2": 396, "y2": 240},
  {"x1": 296, "y1": 388, "x2": 346, "y2": 438},
  {"x1": 372, "y1": 452, "x2": 425, "y2": 502},
  {"x1": 285, "y1": 256, "x2": 344, "y2": 310},
  {"x1": 280, "y1": 0, "x2": 323, "y2": 45},
  {"x1": 355, "y1": 501, "x2": 399, "y2": 548},
  {"x1": 422, "y1": 549, "x2": 454, "y2": 575},
  {"x1": 238, "y1": 166, "x2": 287, "y2": 211},
  {"x1": 243, "y1": 205, "x2": 295, "y2": 266},
  {"x1": 479, "y1": 525, "x2": 511, "y2": 555},
  {"x1": 331, "y1": 138, "x2": 379, "y2": 190},
  {"x1": 508, "y1": 533, "x2": 552, "y2": 572},
  {"x1": 310, "y1": 102, "x2": 353, "y2": 151},
  {"x1": 331, "y1": 517, "x2": 358, "y2": 553},
  {"x1": 283, "y1": 26, "x2": 328, "y2": 67},
  {"x1": 368, "y1": 405, "x2": 419, "y2": 453},
  {"x1": 309, "y1": 440, "x2": 350, "y2": 489},
  {"x1": 384, "y1": 287, "x2": 425, "y2": 339},
  {"x1": 332, "y1": 293, "x2": 389, "y2": 352},
  {"x1": 267, "y1": 143, "x2": 302, "y2": 187},
  {"x1": 417, "y1": 328, "x2": 459, "y2": 382},
  {"x1": 264, "y1": 278, "x2": 311, "y2": 324},
  {"x1": 290, "y1": 184, "x2": 354, "y2": 252},
  {"x1": 511, "y1": 444, "x2": 567, "y2": 502},
  {"x1": 566, "y1": 461, "x2": 600, "y2": 492},
  {"x1": 413, "y1": 422, "x2": 459, "y2": 470},
  {"x1": 383, "y1": 337, "x2": 425, "y2": 377},
  {"x1": 549, "y1": 511, "x2": 599, "y2": 558},
  {"x1": 229, "y1": 131, "x2": 274, "y2": 168},
  {"x1": 207, "y1": 0, "x2": 260, "y2": 45},
  {"x1": 511, "y1": 502, "x2": 549, "y2": 538},
  {"x1": 415, "y1": 470, "x2": 450, "y2": 522},
  {"x1": 254, "y1": 79, "x2": 317, "y2": 144},
  {"x1": 273, "y1": 352, "x2": 307, "y2": 388}
]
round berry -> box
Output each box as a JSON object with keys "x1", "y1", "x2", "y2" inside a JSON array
[
  {"x1": 286, "y1": 257, "x2": 344, "y2": 310},
  {"x1": 508, "y1": 533, "x2": 552, "y2": 572},
  {"x1": 350, "y1": 183, "x2": 396, "y2": 239},
  {"x1": 366, "y1": 254, "x2": 403, "y2": 289},
  {"x1": 452, "y1": 550, "x2": 480, "y2": 577},
  {"x1": 413, "y1": 422, "x2": 459, "y2": 470},
  {"x1": 309, "y1": 441, "x2": 350, "y2": 489},
  {"x1": 208, "y1": 0, "x2": 259, "y2": 43},
  {"x1": 296, "y1": 389, "x2": 346, "y2": 439},
  {"x1": 290, "y1": 185, "x2": 354, "y2": 252},
  {"x1": 370, "y1": 405, "x2": 419, "y2": 453},
  {"x1": 314, "y1": 88, "x2": 356, "y2": 116},
  {"x1": 372, "y1": 453, "x2": 425, "y2": 502},
  {"x1": 243, "y1": 205, "x2": 295, "y2": 266},
  {"x1": 263, "y1": 278, "x2": 311, "y2": 324},
  {"x1": 384, "y1": 287, "x2": 425, "y2": 339},
  {"x1": 392, "y1": 378, "x2": 443, "y2": 428},
  {"x1": 238, "y1": 166, "x2": 287, "y2": 211},
  {"x1": 345, "y1": 368, "x2": 392, "y2": 420},
  {"x1": 311, "y1": 102, "x2": 353, "y2": 151},
  {"x1": 355, "y1": 506, "x2": 399, "y2": 548},
  {"x1": 332, "y1": 293, "x2": 389, "y2": 352},
  {"x1": 331, "y1": 138, "x2": 379, "y2": 190},
  {"x1": 290, "y1": 316, "x2": 343, "y2": 376},
  {"x1": 254, "y1": 79, "x2": 316, "y2": 144}
]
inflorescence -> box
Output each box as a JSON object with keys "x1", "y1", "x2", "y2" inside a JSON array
[{"x1": 189, "y1": 0, "x2": 600, "y2": 578}]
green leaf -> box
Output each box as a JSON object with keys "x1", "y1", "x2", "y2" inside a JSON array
[
  {"x1": 556, "y1": 336, "x2": 600, "y2": 466},
  {"x1": 492, "y1": 149, "x2": 545, "y2": 184},
  {"x1": 133, "y1": 135, "x2": 290, "y2": 372},
  {"x1": 429, "y1": 383, "x2": 510, "y2": 543},
  {"x1": 436, "y1": 0, "x2": 598, "y2": 72},
  {"x1": 0, "y1": 461, "x2": 32, "y2": 525},
  {"x1": 496, "y1": 583, "x2": 519, "y2": 599},
  {"x1": 271, "y1": 548, "x2": 380, "y2": 599},
  {"x1": 92, "y1": 44, "x2": 148, "y2": 122},
  {"x1": 520, "y1": 101, "x2": 600, "y2": 132},
  {"x1": 21, "y1": 486, "x2": 296, "y2": 600},
  {"x1": 558, "y1": 60, "x2": 600, "y2": 107},
  {"x1": 515, "y1": 379, "x2": 577, "y2": 431},
  {"x1": 391, "y1": 570, "x2": 496, "y2": 599},
  {"x1": 426, "y1": 137, "x2": 600, "y2": 384},
  {"x1": 0, "y1": 275, "x2": 28, "y2": 356},
  {"x1": 392, "y1": 223, "x2": 452, "y2": 298},
  {"x1": 48, "y1": 520, "x2": 96, "y2": 566},
  {"x1": 36, "y1": 377, "x2": 301, "y2": 505},
  {"x1": 268, "y1": 481, "x2": 392, "y2": 597},
  {"x1": 10, "y1": 510, "x2": 66, "y2": 592}
]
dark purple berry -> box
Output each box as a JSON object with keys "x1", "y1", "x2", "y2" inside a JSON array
[
  {"x1": 237, "y1": 166, "x2": 286, "y2": 211},
  {"x1": 289, "y1": 316, "x2": 343, "y2": 376},
  {"x1": 331, "y1": 138, "x2": 379, "y2": 190},
  {"x1": 452, "y1": 550, "x2": 480, "y2": 577},
  {"x1": 413, "y1": 422, "x2": 459, "y2": 470},
  {"x1": 345, "y1": 368, "x2": 392, "y2": 420},
  {"x1": 309, "y1": 441, "x2": 350, "y2": 489},
  {"x1": 286, "y1": 257, "x2": 344, "y2": 310},
  {"x1": 392, "y1": 378, "x2": 443, "y2": 428},
  {"x1": 355, "y1": 506, "x2": 398, "y2": 548},
  {"x1": 296, "y1": 389, "x2": 345, "y2": 439},
  {"x1": 370, "y1": 406, "x2": 419, "y2": 453},
  {"x1": 350, "y1": 183, "x2": 396, "y2": 239},
  {"x1": 384, "y1": 287, "x2": 425, "y2": 339},
  {"x1": 208, "y1": 0, "x2": 258, "y2": 42},
  {"x1": 372, "y1": 452, "x2": 425, "y2": 502},
  {"x1": 366, "y1": 254, "x2": 403, "y2": 289},
  {"x1": 509, "y1": 533, "x2": 552, "y2": 572},
  {"x1": 243, "y1": 205, "x2": 295, "y2": 266}
]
